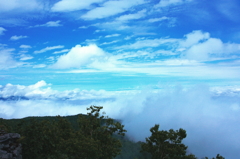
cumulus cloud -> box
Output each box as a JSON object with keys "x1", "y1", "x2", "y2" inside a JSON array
[
  {"x1": 184, "y1": 38, "x2": 223, "y2": 60},
  {"x1": 0, "y1": 81, "x2": 240, "y2": 159},
  {"x1": 51, "y1": 44, "x2": 107, "y2": 69},
  {"x1": 81, "y1": 0, "x2": 146, "y2": 20},
  {"x1": 34, "y1": 45, "x2": 64, "y2": 54},
  {"x1": 116, "y1": 30, "x2": 240, "y2": 61},
  {"x1": 0, "y1": 80, "x2": 114, "y2": 101},
  {"x1": 10, "y1": 35, "x2": 28, "y2": 41},
  {"x1": 179, "y1": 30, "x2": 240, "y2": 60},
  {"x1": 179, "y1": 30, "x2": 210, "y2": 48},
  {"x1": 0, "y1": 27, "x2": 6, "y2": 35},
  {"x1": 51, "y1": 0, "x2": 104, "y2": 12}
]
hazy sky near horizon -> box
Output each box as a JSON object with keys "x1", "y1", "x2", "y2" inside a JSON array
[{"x1": 1, "y1": 0, "x2": 240, "y2": 158}]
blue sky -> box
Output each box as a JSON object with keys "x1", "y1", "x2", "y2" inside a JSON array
[{"x1": 1, "y1": 0, "x2": 240, "y2": 158}]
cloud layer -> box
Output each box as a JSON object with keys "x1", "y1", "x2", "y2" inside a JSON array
[{"x1": 0, "y1": 81, "x2": 240, "y2": 159}]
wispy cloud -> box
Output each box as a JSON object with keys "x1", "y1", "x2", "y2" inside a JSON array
[
  {"x1": 116, "y1": 9, "x2": 147, "y2": 21},
  {"x1": 33, "y1": 64, "x2": 47, "y2": 68},
  {"x1": 117, "y1": 38, "x2": 178, "y2": 49},
  {"x1": 79, "y1": 26, "x2": 89, "y2": 29},
  {"x1": 0, "y1": 49, "x2": 23, "y2": 69},
  {"x1": 32, "y1": 21, "x2": 62, "y2": 27},
  {"x1": 53, "y1": 49, "x2": 70, "y2": 54},
  {"x1": 100, "y1": 40, "x2": 118, "y2": 45},
  {"x1": 10, "y1": 35, "x2": 28, "y2": 41},
  {"x1": 81, "y1": 0, "x2": 146, "y2": 20},
  {"x1": 34, "y1": 45, "x2": 64, "y2": 54},
  {"x1": 19, "y1": 54, "x2": 33, "y2": 61},
  {"x1": 105, "y1": 34, "x2": 120, "y2": 38},
  {"x1": 148, "y1": 16, "x2": 169, "y2": 22},
  {"x1": 51, "y1": 0, "x2": 104, "y2": 12},
  {"x1": 155, "y1": 0, "x2": 192, "y2": 8},
  {"x1": 0, "y1": 27, "x2": 6, "y2": 35},
  {"x1": 19, "y1": 45, "x2": 32, "y2": 49},
  {"x1": 0, "y1": 0, "x2": 42, "y2": 13}
]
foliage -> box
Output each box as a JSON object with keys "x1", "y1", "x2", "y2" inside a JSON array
[
  {"x1": 1, "y1": 107, "x2": 225, "y2": 159},
  {"x1": 77, "y1": 106, "x2": 127, "y2": 159},
  {"x1": 16, "y1": 105, "x2": 126, "y2": 159},
  {"x1": 141, "y1": 124, "x2": 196, "y2": 159},
  {"x1": 0, "y1": 118, "x2": 11, "y2": 133}
]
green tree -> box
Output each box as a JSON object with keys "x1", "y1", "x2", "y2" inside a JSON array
[
  {"x1": 0, "y1": 118, "x2": 11, "y2": 133},
  {"x1": 77, "y1": 105, "x2": 126, "y2": 159},
  {"x1": 17, "y1": 106, "x2": 126, "y2": 159},
  {"x1": 141, "y1": 124, "x2": 196, "y2": 159}
]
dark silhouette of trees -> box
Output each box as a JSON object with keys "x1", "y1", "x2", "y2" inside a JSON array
[
  {"x1": 205, "y1": 154, "x2": 225, "y2": 159},
  {"x1": 141, "y1": 124, "x2": 197, "y2": 159},
  {"x1": 17, "y1": 105, "x2": 126, "y2": 159}
]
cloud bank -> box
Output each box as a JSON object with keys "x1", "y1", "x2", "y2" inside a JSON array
[{"x1": 0, "y1": 81, "x2": 240, "y2": 158}]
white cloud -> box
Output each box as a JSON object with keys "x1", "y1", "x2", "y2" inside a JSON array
[
  {"x1": 51, "y1": 0, "x2": 104, "y2": 12},
  {"x1": 19, "y1": 45, "x2": 31, "y2": 49},
  {"x1": 0, "y1": 80, "x2": 50, "y2": 98},
  {"x1": 34, "y1": 45, "x2": 64, "y2": 54},
  {"x1": 0, "y1": 27, "x2": 6, "y2": 35},
  {"x1": 0, "y1": 80, "x2": 113, "y2": 102},
  {"x1": 33, "y1": 20, "x2": 62, "y2": 27},
  {"x1": 81, "y1": 0, "x2": 146, "y2": 20},
  {"x1": 179, "y1": 30, "x2": 240, "y2": 61},
  {"x1": 10, "y1": 35, "x2": 28, "y2": 41},
  {"x1": 33, "y1": 64, "x2": 47, "y2": 68},
  {"x1": 180, "y1": 30, "x2": 210, "y2": 48},
  {"x1": 148, "y1": 16, "x2": 169, "y2": 22},
  {"x1": 51, "y1": 44, "x2": 106, "y2": 69},
  {"x1": 105, "y1": 34, "x2": 120, "y2": 38},
  {"x1": 184, "y1": 38, "x2": 223, "y2": 60},
  {"x1": 53, "y1": 49, "x2": 70, "y2": 54},
  {"x1": 116, "y1": 9, "x2": 146, "y2": 21},
  {"x1": 155, "y1": 0, "x2": 192, "y2": 8},
  {"x1": 0, "y1": 49, "x2": 22, "y2": 69},
  {"x1": 0, "y1": 0, "x2": 42, "y2": 12},
  {"x1": 19, "y1": 54, "x2": 33, "y2": 61},
  {"x1": 100, "y1": 40, "x2": 118, "y2": 45},
  {"x1": 0, "y1": 82, "x2": 240, "y2": 158},
  {"x1": 79, "y1": 26, "x2": 89, "y2": 29},
  {"x1": 117, "y1": 38, "x2": 178, "y2": 49}
]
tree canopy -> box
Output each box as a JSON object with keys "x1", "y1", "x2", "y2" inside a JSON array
[
  {"x1": 141, "y1": 124, "x2": 197, "y2": 159},
  {"x1": 1, "y1": 106, "x2": 226, "y2": 159},
  {"x1": 17, "y1": 105, "x2": 126, "y2": 159}
]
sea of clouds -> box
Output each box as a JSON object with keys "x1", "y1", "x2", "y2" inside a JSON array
[{"x1": 0, "y1": 80, "x2": 240, "y2": 158}]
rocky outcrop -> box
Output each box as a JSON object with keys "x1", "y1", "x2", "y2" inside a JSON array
[{"x1": 0, "y1": 130, "x2": 22, "y2": 159}]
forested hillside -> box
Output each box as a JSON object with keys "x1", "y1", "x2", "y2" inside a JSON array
[{"x1": 0, "y1": 106, "x2": 224, "y2": 159}]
